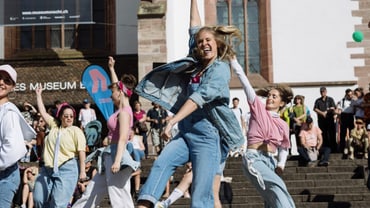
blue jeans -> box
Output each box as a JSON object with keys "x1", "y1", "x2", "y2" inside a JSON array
[
  {"x1": 242, "y1": 150, "x2": 295, "y2": 208},
  {"x1": 0, "y1": 163, "x2": 20, "y2": 207},
  {"x1": 126, "y1": 143, "x2": 145, "y2": 162},
  {"x1": 138, "y1": 117, "x2": 220, "y2": 208},
  {"x1": 33, "y1": 159, "x2": 79, "y2": 208}
]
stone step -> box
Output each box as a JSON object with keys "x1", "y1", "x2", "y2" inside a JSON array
[{"x1": 93, "y1": 153, "x2": 370, "y2": 207}]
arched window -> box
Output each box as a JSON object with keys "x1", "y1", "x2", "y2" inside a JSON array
[{"x1": 216, "y1": 0, "x2": 273, "y2": 83}]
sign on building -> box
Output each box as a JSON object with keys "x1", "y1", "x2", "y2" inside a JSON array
[{"x1": 0, "y1": 0, "x2": 93, "y2": 26}]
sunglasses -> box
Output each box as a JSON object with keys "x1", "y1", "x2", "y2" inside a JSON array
[
  {"x1": 62, "y1": 114, "x2": 74, "y2": 119},
  {"x1": 0, "y1": 73, "x2": 14, "y2": 85}
]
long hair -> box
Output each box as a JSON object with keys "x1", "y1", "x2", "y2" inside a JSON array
[
  {"x1": 256, "y1": 84, "x2": 294, "y2": 110},
  {"x1": 193, "y1": 25, "x2": 242, "y2": 61}
]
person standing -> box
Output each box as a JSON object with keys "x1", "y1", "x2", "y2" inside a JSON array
[
  {"x1": 78, "y1": 98, "x2": 97, "y2": 131},
  {"x1": 314, "y1": 87, "x2": 337, "y2": 153},
  {"x1": 231, "y1": 57, "x2": 296, "y2": 208},
  {"x1": 291, "y1": 95, "x2": 307, "y2": 148},
  {"x1": 136, "y1": 0, "x2": 244, "y2": 207},
  {"x1": 0, "y1": 64, "x2": 36, "y2": 207},
  {"x1": 72, "y1": 56, "x2": 137, "y2": 208},
  {"x1": 133, "y1": 100, "x2": 149, "y2": 158},
  {"x1": 33, "y1": 89, "x2": 87, "y2": 208},
  {"x1": 337, "y1": 88, "x2": 355, "y2": 154},
  {"x1": 146, "y1": 102, "x2": 168, "y2": 155}
]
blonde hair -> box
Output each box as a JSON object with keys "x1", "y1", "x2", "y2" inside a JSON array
[{"x1": 194, "y1": 25, "x2": 242, "y2": 61}]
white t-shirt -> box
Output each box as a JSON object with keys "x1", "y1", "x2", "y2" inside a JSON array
[
  {"x1": 79, "y1": 108, "x2": 97, "y2": 128},
  {"x1": 231, "y1": 107, "x2": 244, "y2": 129}
]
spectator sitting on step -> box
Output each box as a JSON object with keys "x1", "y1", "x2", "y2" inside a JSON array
[
  {"x1": 347, "y1": 119, "x2": 368, "y2": 160},
  {"x1": 20, "y1": 166, "x2": 38, "y2": 208},
  {"x1": 298, "y1": 116, "x2": 331, "y2": 167},
  {"x1": 126, "y1": 128, "x2": 145, "y2": 199}
]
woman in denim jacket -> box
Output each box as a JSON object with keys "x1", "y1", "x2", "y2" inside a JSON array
[{"x1": 136, "y1": 0, "x2": 243, "y2": 207}]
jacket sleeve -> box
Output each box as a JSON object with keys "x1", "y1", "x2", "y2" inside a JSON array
[{"x1": 0, "y1": 111, "x2": 27, "y2": 170}]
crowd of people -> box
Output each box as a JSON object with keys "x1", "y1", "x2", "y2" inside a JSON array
[{"x1": 1, "y1": 0, "x2": 370, "y2": 208}]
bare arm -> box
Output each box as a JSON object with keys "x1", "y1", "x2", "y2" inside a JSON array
[
  {"x1": 78, "y1": 150, "x2": 86, "y2": 180},
  {"x1": 162, "y1": 99, "x2": 198, "y2": 140},
  {"x1": 108, "y1": 56, "x2": 119, "y2": 84},
  {"x1": 317, "y1": 132, "x2": 323, "y2": 150},
  {"x1": 190, "y1": 0, "x2": 201, "y2": 27},
  {"x1": 35, "y1": 87, "x2": 54, "y2": 122}
]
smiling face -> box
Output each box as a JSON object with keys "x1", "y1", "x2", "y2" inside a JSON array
[
  {"x1": 60, "y1": 108, "x2": 75, "y2": 127},
  {"x1": 196, "y1": 29, "x2": 218, "y2": 66},
  {"x1": 265, "y1": 89, "x2": 284, "y2": 112}
]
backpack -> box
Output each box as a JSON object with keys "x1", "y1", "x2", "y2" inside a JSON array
[
  {"x1": 219, "y1": 181, "x2": 233, "y2": 204},
  {"x1": 84, "y1": 120, "x2": 102, "y2": 152}
]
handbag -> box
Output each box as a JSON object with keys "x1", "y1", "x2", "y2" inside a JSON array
[
  {"x1": 307, "y1": 147, "x2": 318, "y2": 161},
  {"x1": 136, "y1": 121, "x2": 148, "y2": 132}
]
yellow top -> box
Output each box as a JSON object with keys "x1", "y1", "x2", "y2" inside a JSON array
[{"x1": 43, "y1": 118, "x2": 86, "y2": 168}]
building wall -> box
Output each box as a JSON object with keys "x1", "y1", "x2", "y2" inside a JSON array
[
  {"x1": 116, "y1": 0, "x2": 140, "y2": 55},
  {"x1": 0, "y1": 27, "x2": 3, "y2": 59}
]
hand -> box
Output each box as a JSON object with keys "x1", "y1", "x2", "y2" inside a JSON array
[
  {"x1": 35, "y1": 85, "x2": 43, "y2": 95},
  {"x1": 108, "y1": 56, "x2": 115, "y2": 69},
  {"x1": 111, "y1": 162, "x2": 120, "y2": 174},
  {"x1": 79, "y1": 172, "x2": 87, "y2": 181},
  {"x1": 161, "y1": 122, "x2": 173, "y2": 142},
  {"x1": 275, "y1": 166, "x2": 284, "y2": 176}
]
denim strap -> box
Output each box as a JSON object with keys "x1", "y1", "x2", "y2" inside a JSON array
[{"x1": 53, "y1": 130, "x2": 61, "y2": 173}]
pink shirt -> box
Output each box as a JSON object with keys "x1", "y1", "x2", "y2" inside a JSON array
[
  {"x1": 107, "y1": 106, "x2": 133, "y2": 143},
  {"x1": 299, "y1": 126, "x2": 322, "y2": 147},
  {"x1": 133, "y1": 109, "x2": 146, "y2": 122},
  {"x1": 247, "y1": 97, "x2": 291, "y2": 152}
]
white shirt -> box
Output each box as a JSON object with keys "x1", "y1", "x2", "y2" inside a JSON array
[
  {"x1": 0, "y1": 102, "x2": 36, "y2": 170},
  {"x1": 79, "y1": 108, "x2": 97, "y2": 128}
]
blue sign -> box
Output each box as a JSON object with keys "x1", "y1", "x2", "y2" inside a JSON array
[{"x1": 82, "y1": 65, "x2": 113, "y2": 121}]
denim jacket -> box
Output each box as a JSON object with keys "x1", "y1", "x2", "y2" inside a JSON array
[
  {"x1": 86, "y1": 144, "x2": 140, "y2": 174},
  {"x1": 135, "y1": 56, "x2": 244, "y2": 150}
]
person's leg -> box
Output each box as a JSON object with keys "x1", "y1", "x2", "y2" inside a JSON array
[
  {"x1": 137, "y1": 136, "x2": 189, "y2": 207},
  {"x1": 297, "y1": 146, "x2": 310, "y2": 165},
  {"x1": 50, "y1": 159, "x2": 79, "y2": 208},
  {"x1": 242, "y1": 151, "x2": 295, "y2": 208},
  {"x1": 72, "y1": 172, "x2": 108, "y2": 208},
  {"x1": 28, "y1": 192, "x2": 34, "y2": 208},
  {"x1": 141, "y1": 132, "x2": 149, "y2": 158},
  {"x1": 33, "y1": 167, "x2": 53, "y2": 208},
  {"x1": 151, "y1": 129, "x2": 161, "y2": 155},
  {"x1": 186, "y1": 119, "x2": 220, "y2": 208},
  {"x1": 0, "y1": 164, "x2": 20, "y2": 207},
  {"x1": 21, "y1": 183, "x2": 30, "y2": 206},
  {"x1": 161, "y1": 170, "x2": 193, "y2": 206},
  {"x1": 105, "y1": 155, "x2": 135, "y2": 208},
  {"x1": 318, "y1": 147, "x2": 331, "y2": 166},
  {"x1": 213, "y1": 174, "x2": 222, "y2": 208}
]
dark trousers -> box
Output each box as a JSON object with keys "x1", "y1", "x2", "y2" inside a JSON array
[
  {"x1": 318, "y1": 118, "x2": 337, "y2": 153},
  {"x1": 298, "y1": 146, "x2": 331, "y2": 164},
  {"x1": 339, "y1": 113, "x2": 354, "y2": 153}
]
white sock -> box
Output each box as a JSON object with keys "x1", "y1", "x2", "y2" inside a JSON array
[{"x1": 164, "y1": 188, "x2": 184, "y2": 205}]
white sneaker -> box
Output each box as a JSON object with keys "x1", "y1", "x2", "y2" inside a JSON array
[{"x1": 155, "y1": 201, "x2": 168, "y2": 208}]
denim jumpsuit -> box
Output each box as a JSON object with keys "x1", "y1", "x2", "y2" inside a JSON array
[{"x1": 135, "y1": 28, "x2": 244, "y2": 207}]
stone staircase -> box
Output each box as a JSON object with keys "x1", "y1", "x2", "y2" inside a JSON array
[{"x1": 99, "y1": 153, "x2": 370, "y2": 207}]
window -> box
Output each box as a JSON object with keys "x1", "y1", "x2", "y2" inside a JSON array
[
  {"x1": 6, "y1": 0, "x2": 114, "y2": 58},
  {"x1": 217, "y1": 0, "x2": 260, "y2": 73}
]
